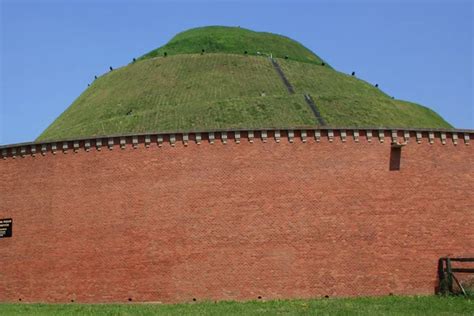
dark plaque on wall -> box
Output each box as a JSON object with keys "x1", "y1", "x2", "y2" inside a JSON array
[{"x1": 0, "y1": 218, "x2": 12, "y2": 238}]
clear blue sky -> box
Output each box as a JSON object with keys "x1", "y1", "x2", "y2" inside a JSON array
[{"x1": 1, "y1": 0, "x2": 472, "y2": 145}]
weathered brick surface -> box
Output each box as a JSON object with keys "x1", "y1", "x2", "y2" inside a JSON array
[{"x1": 0, "y1": 135, "x2": 473, "y2": 303}]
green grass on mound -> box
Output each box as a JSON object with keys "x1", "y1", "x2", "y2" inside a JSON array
[
  {"x1": 38, "y1": 53, "x2": 451, "y2": 142},
  {"x1": 139, "y1": 26, "x2": 326, "y2": 66},
  {"x1": 1, "y1": 296, "x2": 472, "y2": 316},
  {"x1": 38, "y1": 54, "x2": 315, "y2": 141},
  {"x1": 278, "y1": 59, "x2": 451, "y2": 128}
]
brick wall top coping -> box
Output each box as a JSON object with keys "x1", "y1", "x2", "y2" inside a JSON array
[{"x1": 1, "y1": 127, "x2": 472, "y2": 159}]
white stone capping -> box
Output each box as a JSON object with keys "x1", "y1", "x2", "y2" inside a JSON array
[
  {"x1": 440, "y1": 132, "x2": 447, "y2": 145},
  {"x1": 73, "y1": 141, "x2": 79, "y2": 153},
  {"x1": 315, "y1": 130, "x2": 321, "y2": 142},
  {"x1": 378, "y1": 130, "x2": 385, "y2": 143},
  {"x1": 183, "y1": 133, "x2": 189, "y2": 146},
  {"x1": 108, "y1": 138, "x2": 114, "y2": 150},
  {"x1": 208, "y1": 132, "x2": 215, "y2": 144},
  {"x1": 366, "y1": 130, "x2": 372, "y2": 142},
  {"x1": 234, "y1": 131, "x2": 241, "y2": 144},
  {"x1": 391, "y1": 130, "x2": 398, "y2": 144},
  {"x1": 120, "y1": 137, "x2": 126, "y2": 149},
  {"x1": 341, "y1": 130, "x2": 347, "y2": 142},
  {"x1": 416, "y1": 132, "x2": 422, "y2": 144},
  {"x1": 353, "y1": 130, "x2": 359, "y2": 142},
  {"x1": 132, "y1": 136, "x2": 139, "y2": 148},
  {"x1": 301, "y1": 130, "x2": 307, "y2": 143},
  {"x1": 288, "y1": 130, "x2": 294, "y2": 143},
  {"x1": 452, "y1": 133, "x2": 458, "y2": 145},
  {"x1": 404, "y1": 131, "x2": 410, "y2": 143},
  {"x1": 428, "y1": 132, "x2": 435, "y2": 144},
  {"x1": 275, "y1": 130, "x2": 281, "y2": 143},
  {"x1": 248, "y1": 131, "x2": 254, "y2": 143},
  {"x1": 1, "y1": 128, "x2": 473, "y2": 159},
  {"x1": 157, "y1": 135, "x2": 164, "y2": 146},
  {"x1": 221, "y1": 132, "x2": 228, "y2": 144},
  {"x1": 328, "y1": 130, "x2": 334, "y2": 142},
  {"x1": 261, "y1": 130, "x2": 267, "y2": 143}
]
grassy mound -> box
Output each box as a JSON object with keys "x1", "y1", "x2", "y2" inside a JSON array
[
  {"x1": 38, "y1": 53, "x2": 451, "y2": 141},
  {"x1": 279, "y1": 59, "x2": 450, "y2": 128},
  {"x1": 139, "y1": 26, "x2": 326, "y2": 65},
  {"x1": 37, "y1": 27, "x2": 452, "y2": 141},
  {"x1": 38, "y1": 54, "x2": 315, "y2": 141}
]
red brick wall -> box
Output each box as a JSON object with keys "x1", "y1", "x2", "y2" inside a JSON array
[{"x1": 1, "y1": 133, "x2": 473, "y2": 303}]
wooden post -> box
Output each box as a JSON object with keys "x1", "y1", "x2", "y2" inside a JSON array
[
  {"x1": 447, "y1": 258, "x2": 454, "y2": 293},
  {"x1": 438, "y1": 258, "x2": 447, "y2": 294}
]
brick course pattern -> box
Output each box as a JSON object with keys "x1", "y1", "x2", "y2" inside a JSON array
[{"x1": 0, "y1": 130, "x2": 473, "y2": 303}]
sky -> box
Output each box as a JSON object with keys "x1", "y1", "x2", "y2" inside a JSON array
[{"x1": 0, "y1": 0, "x2": 472, "y2": 145}]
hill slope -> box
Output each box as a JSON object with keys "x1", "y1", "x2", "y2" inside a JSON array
[
  {"x1": 279, "y1": 59, "x2": 449, "y2": 128},
  {"x1": 38, "y1": 54, "x2": 314, "y2": 141},
  {"x1": 37, "y1": 27, "x2": 451, "y2": 141},
  {"x1": 139, "y1": 26, "x2": 326, "y2": 65}
]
